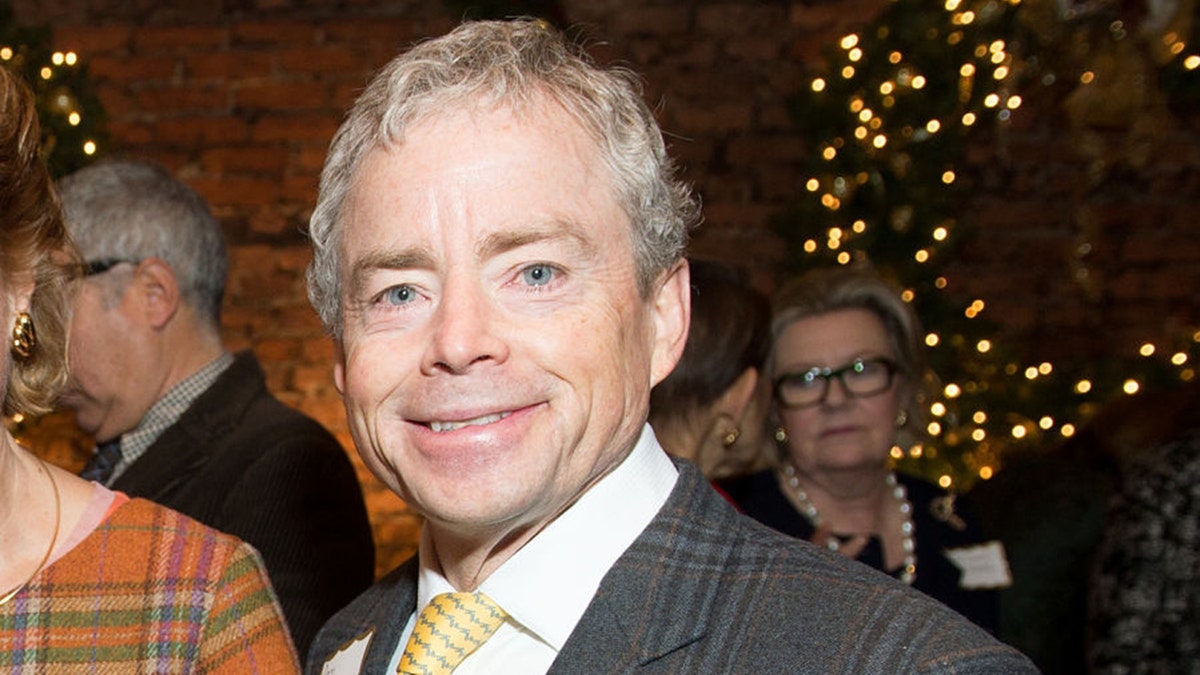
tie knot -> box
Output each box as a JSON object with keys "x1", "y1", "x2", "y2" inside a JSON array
[
  {"x1": 398, "y1": 591, "x2": 507, "y2": 675},
  {"x1": 80, "y1": 440, "x2": 122, "y2": 484}
]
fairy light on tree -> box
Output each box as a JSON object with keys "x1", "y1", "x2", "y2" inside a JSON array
[
  {"x1": 1, "y1": 2, "x2": 105, "y2": 177},
  {"x1": 774, "y1": 0, "x2": 1199, "y2": 489}
]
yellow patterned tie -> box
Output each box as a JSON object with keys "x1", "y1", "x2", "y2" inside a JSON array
[{"x1": 397, "y1": 591, "x2": 507, "y2": 675}]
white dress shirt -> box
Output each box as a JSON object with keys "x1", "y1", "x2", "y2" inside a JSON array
[{"x1": 387, "y1": 424, "x2": 678, "y2": 674}]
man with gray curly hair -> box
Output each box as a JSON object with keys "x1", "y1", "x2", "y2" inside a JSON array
[{"x1": 306, "y1": 18, "x2": 1036, "y2": 674}]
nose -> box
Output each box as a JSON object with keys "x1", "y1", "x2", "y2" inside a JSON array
[
  {"x1": 421, "y1": 278, "x2": 509, "y2": 375},
  {"x1": 821, "y1": 374, "x2": 854, "y2": 408}
]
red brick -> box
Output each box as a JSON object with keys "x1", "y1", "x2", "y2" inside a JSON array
[
  {"x1": 610, "y1": 7, "x2": 692, "y2": 34},
  {"x1": 155, "y1": 117, "x2": 252, "y2": 145},
  {"x1": 303, "y1": 338, "x2": 335, "y2": 362},
  {"x1": 234, "y1": 81, "x2": 329, "y2": 110},
  {"x1": 233, "y1": 21, "x2": 321, "y2": 46},
  {"x1": 186, "y1": 52, "x2": 275, "y2": 80},
  {"x1": 251, "y1": 113, "x2": 339, "y2": 143},
  {"x1": 54, "y1": 25, "x2": 133, "y2": 54},
  {"x1": 281, "y1": 174, "x2": 321, "y2": 204},
  {"x1": 88, "y1": 54, "x2": 176, "y2": 82},
  {"x1": 254, "y1": 338, "x2": 303, "y2": 361},
  {"x1": 135, "y1": 85, "x2": 229, "y2": 114},
  {"x1": 273, "y1": 246, "x2": 313, "y2": 272},
  {"x1": 133, "y1": 26, "x2": 227, "y2": 52},
  {"x1": 278, "y1": 46, "x2": 366, "y2": 76},
  {"x1": 200, "y1": 146, "x2": 288, "y2": 174},
  {"x1": 323, "y1": 17, "x2": 419, "y2": 43},
  {"x1": 331, "y1": 81, "x2": 369, "y2": 109},
  {"x1": 107, "y1": 120, "x2": 155, "y2": 145},
  {"x1": 192, "y1": 175, "x2": 281, "y2": 208}
]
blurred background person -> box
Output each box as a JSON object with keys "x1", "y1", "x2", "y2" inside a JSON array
[
  {"x1": 1086, "y1": 378, "x2": 1200, "y2": 674},
  {"x1": 0, "y1": 64, "x2": 298, "y2": 672},
  {"x1": 649, "y1": 258, "x2": 773, "y2": 481},
  {"x1": 722, "y1": 264, "x2": 1006, "y2": 632},
  {"x1": 55, "y1": 158, "x2": 374, "y2": 656},
  {"x1": 967, "y1": 376, "x2": 1200, "y2": 673}
]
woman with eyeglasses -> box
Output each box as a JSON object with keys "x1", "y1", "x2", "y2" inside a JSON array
[{"x1": 721, "y1": 264, "x2": 1003, "y2": 633}]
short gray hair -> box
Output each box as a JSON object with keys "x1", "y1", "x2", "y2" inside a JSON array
[
  {"x1": 57, "y1": 159, "x2": 228, "y2": 324},
  {"x1": 306, "y1": 18, "x2": 699, "y2": 336}
]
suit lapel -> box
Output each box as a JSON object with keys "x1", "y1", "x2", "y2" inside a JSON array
[
  {"x1": 108, "y1": 352, "x2": 259, "y2": 502},
  {"x1": 550, "y1": 461, "x2": 735, "y2": 672},
  {"x1": 311, "y1": 558, "x2": 418, "y2": 674}
]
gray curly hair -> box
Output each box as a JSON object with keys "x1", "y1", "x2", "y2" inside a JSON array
[{"x1": 306, "y1": 18, "x2": 699, "y2": 337}]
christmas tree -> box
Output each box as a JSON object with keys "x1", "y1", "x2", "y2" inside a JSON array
[
  {"x1": 775, "y1": 0, "x2": 1199, "y2": 489},
  {"x1": 1, "y1": 0, "x2": 105, "y2": 177}
]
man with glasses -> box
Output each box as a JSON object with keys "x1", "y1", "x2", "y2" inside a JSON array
[{"x1": 56, "y1": 159, "x2": 376, "y2": 657}]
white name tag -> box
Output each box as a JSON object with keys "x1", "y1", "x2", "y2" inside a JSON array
[
  {"x1": 944, "y1": 541, "x2": 1012, "y2": 589},
  {"x1": 321, "y1": 630, "x2": 373, "y2": 675}
]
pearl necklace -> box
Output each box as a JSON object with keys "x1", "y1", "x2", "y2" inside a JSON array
[
  {"x1": 0, "y1": 458, "x2": 61, "y2": 606},
  {"x1": 779, "y1": 463, "x2": 917, "y2": 585}
]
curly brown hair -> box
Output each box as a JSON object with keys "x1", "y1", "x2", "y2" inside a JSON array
[{"x1": 0, "y1": 66, "x2": 78, "y2": 416}]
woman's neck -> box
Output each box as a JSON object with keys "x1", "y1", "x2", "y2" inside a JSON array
[{"x1": 784, "y1": 463, "x2": 891, "y2": 534}]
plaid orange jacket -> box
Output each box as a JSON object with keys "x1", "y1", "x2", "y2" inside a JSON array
[{"x1": 0, "y1": 498, "x2": 300, "y2": 673}]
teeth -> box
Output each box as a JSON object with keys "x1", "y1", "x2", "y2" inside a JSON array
[{"x1": 429, "y1": 412, "x2": 509, "y2": 432}]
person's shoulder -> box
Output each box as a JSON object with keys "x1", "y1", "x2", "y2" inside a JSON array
[
  {"x1": 307, "y1": 558, "x2": 418, "y2": 672},
  {"x1": 653, "y1": 504, "x2": 1036, "y2": 672},
  {"x1": 110, "y1": 498, "x2": 250, "y2": 555},
  {"x1": 91, "y1": 499, "x2": 276, "y2": 591}
]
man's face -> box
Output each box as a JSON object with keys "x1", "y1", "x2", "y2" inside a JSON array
[
  {"x1": 333, "y1": 99, "x2": 687, "y2": 542},
  {"x1": 59, "y1": 272, "x2": 161, "y2": 443}
]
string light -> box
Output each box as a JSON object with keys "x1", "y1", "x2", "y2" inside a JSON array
[{"x1": 779, "y1": 0, "x2": 1198, "y2": 492}]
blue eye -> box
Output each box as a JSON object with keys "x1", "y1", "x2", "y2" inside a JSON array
[
  {"x1": 521, "y1": 264, "x2": 556, "y2": 286},
  {"x1": 381, "y1": 285, "x2": 417, "y2": 305}
]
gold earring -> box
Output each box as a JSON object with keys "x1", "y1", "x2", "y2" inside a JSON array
[
  {"x1": 896, "y1": 410, "x2": 909, "y2": 428},
  {"x1": 11, "y1": 312, "x2": 35, "y2": 360},
  {"x1": 722, "y1": 427, "x2": 741, "y2": 448},
  {"x1": 774, "y1": 427, "x2": 788, "y2": 444}
]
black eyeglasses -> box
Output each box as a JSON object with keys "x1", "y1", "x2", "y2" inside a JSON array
[
  {"x1": 80, "y1": 258, "x2": 140, "y2": 277},
  {"x1": 774, "y1": 357, "x2": 898, "y2": 409}
]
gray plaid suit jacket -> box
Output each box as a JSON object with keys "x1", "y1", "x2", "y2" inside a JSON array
[{"x1": 307, "y1": 459, "x2": 1037, "y2": 673}]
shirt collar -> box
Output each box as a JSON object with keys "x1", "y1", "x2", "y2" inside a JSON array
[
  {"x1": 414, "y1": 423, "x2": 678, "y2": 650},
  {"x1": 108, "y1": 351, "x2": 234, "y2": 482}
]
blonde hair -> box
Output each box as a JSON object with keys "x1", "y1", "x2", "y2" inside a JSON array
[
  {"x1": 0, "y1": 66, "x2": 79, "y2": 416},
  {"x1": 770, "y1": 264, "x2": 932, "y2": 448}
]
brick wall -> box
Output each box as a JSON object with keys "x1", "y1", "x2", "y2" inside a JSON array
[{"x1": 12, "y1": 0, "x2": 1200, "y2": 576}]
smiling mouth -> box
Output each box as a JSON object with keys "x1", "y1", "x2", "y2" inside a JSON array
[{"x1": 427, "y1": 412, "x2": 511, "y2": 433}]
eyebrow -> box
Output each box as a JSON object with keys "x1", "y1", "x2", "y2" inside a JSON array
[
  {"x1": 476, "y1": 219, "x2": 599, "y2": 261},
  {"x1": 346, "y1": 248, "x2": 434, "y2": 301},
  {"x1": 345, "y1": 219, "x2": 603, "y2": 300}
]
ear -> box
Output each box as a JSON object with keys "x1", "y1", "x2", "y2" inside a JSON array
[
  {"x1": 332, "y1": 338, "x2": 346, "y2": 395},
  {"x1": 133, "y1": 258, "x2": 181, "y2": 330},
  {"x1": 6, "y1": 270, "x2": 35, "y2": 315},
  {"x1": 717, "y1": 367, "x2": 760, "y2": 426},
  {"x1": 648, "y1": 259, "x2": 690, "y2": 388}
]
